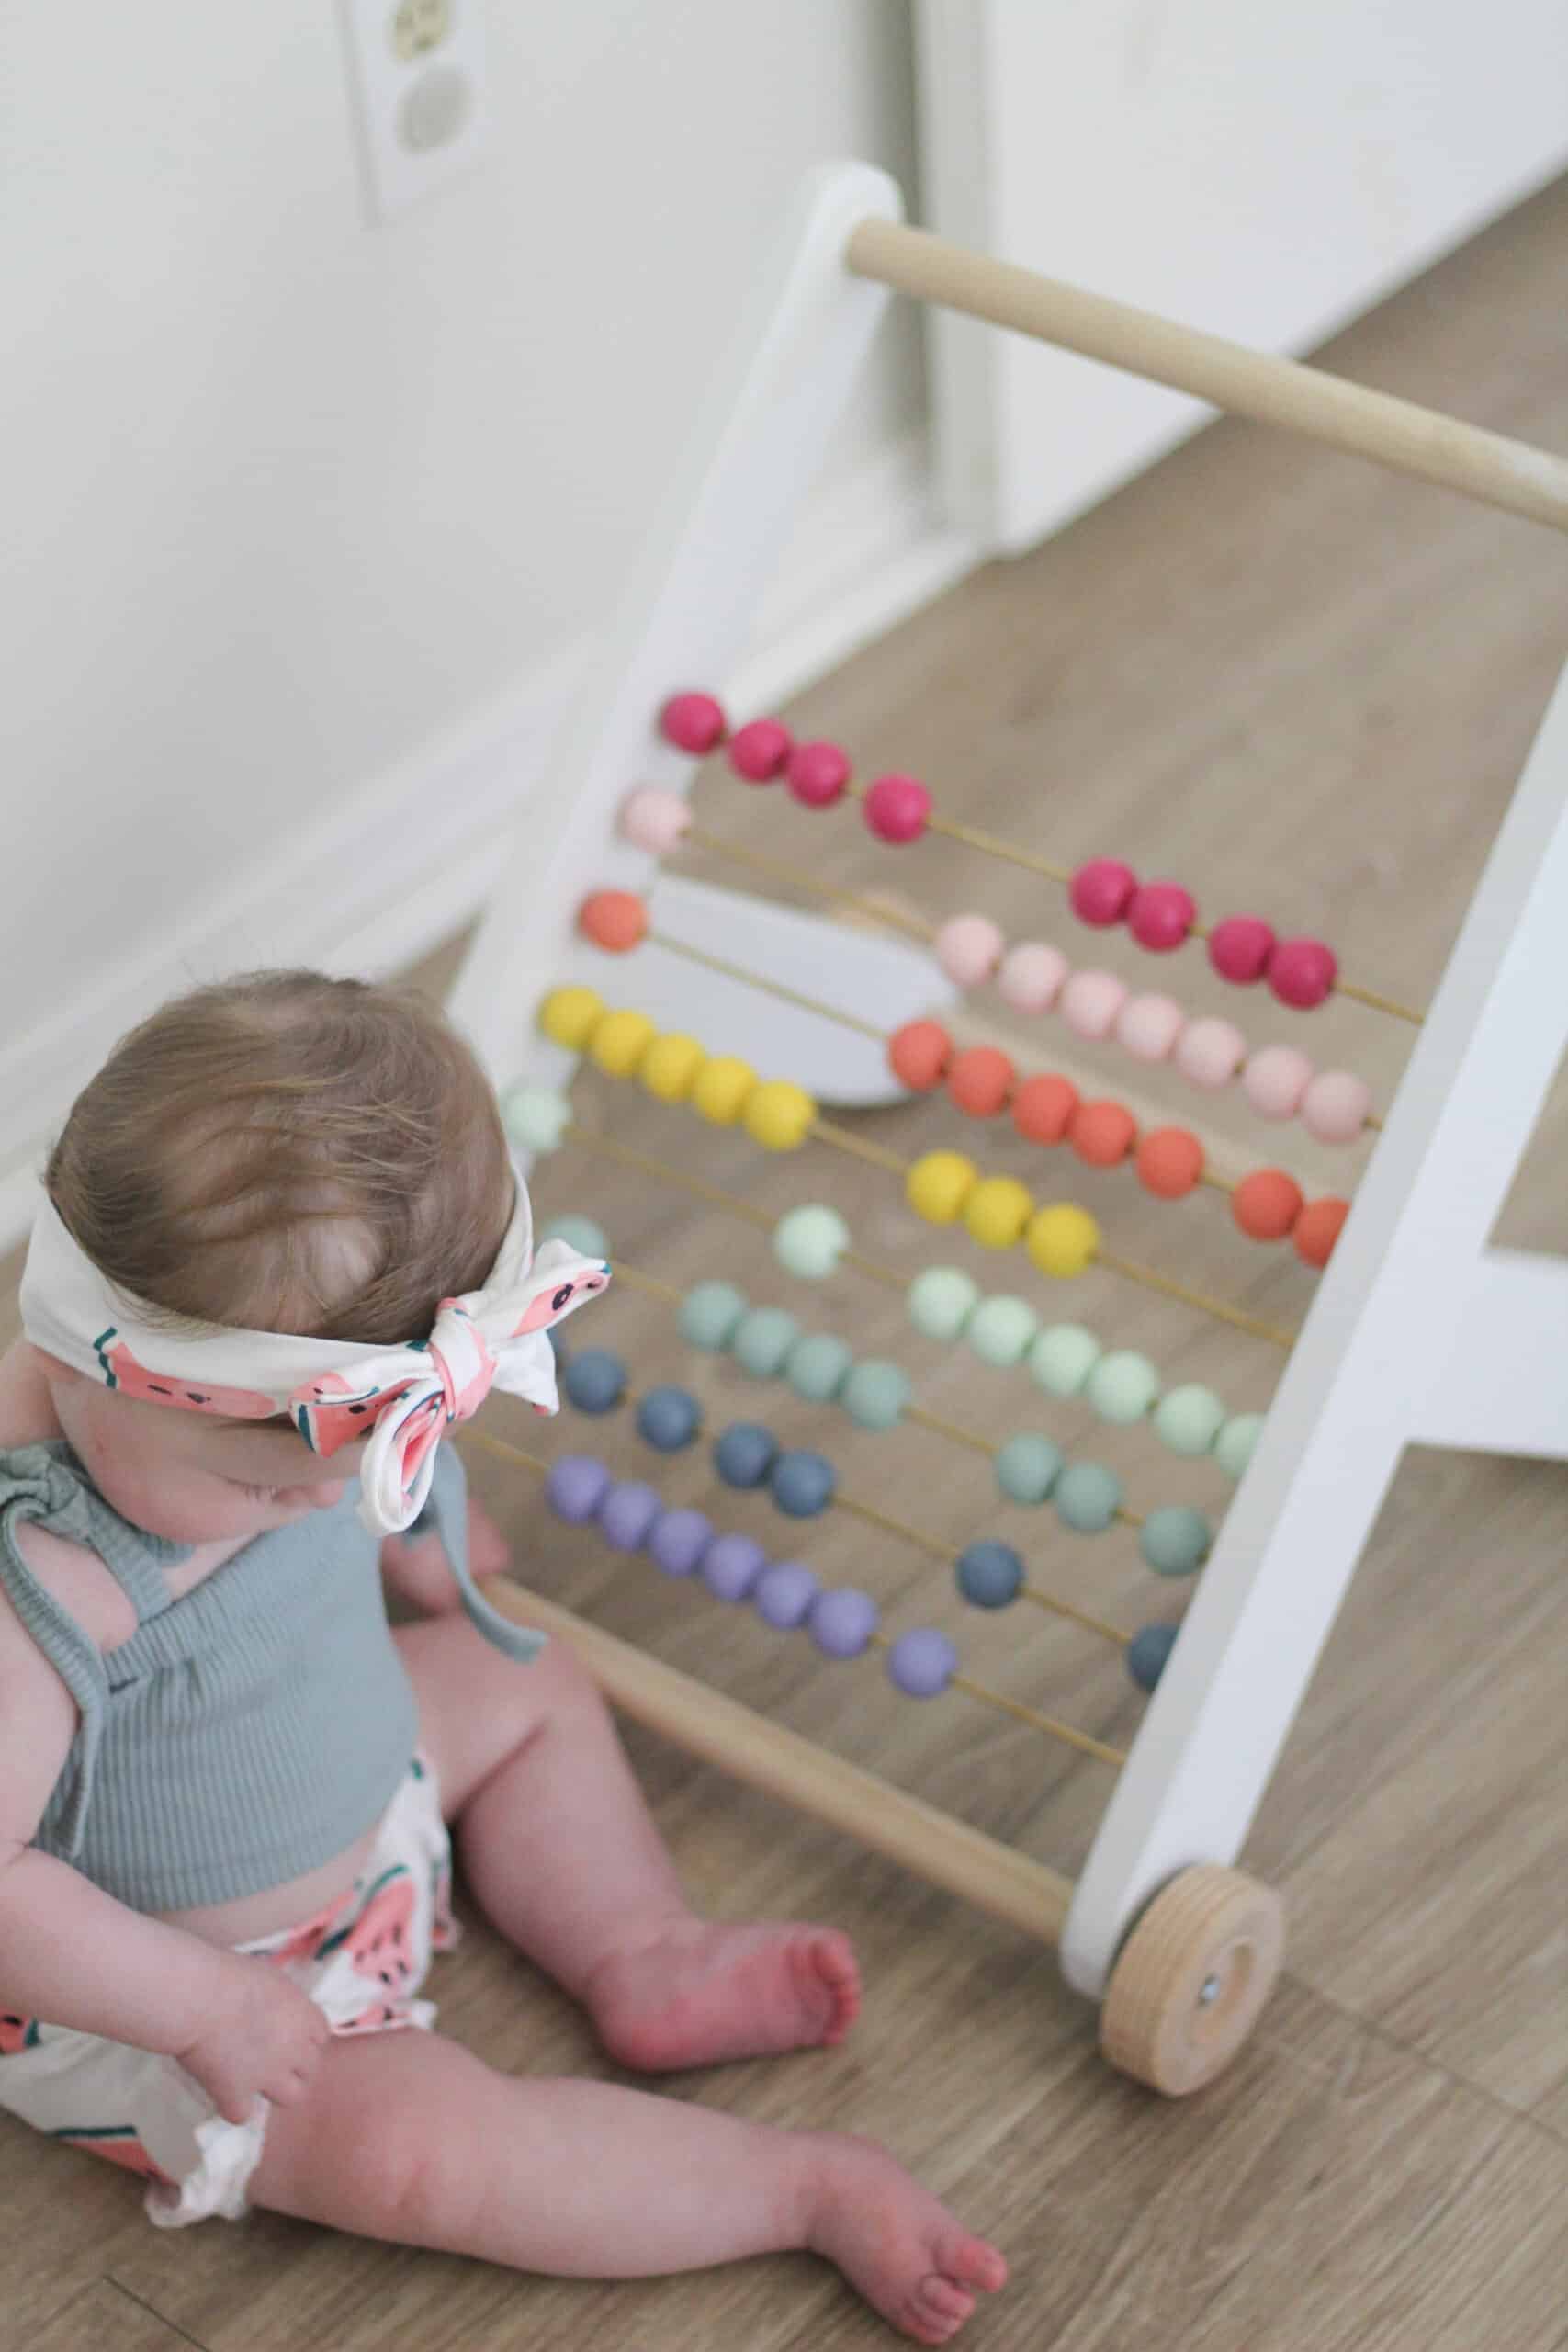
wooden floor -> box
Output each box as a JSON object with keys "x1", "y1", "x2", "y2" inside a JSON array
[{"x1": 9, "y1": 175, "x2": 1568, "y2": 2352}]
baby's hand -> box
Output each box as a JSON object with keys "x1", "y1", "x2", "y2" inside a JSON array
[{"x1": 175, "y1": 1956, "x2": 330, "y2": 2125}]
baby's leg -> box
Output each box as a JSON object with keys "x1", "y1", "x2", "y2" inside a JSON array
[
  {"x1": 250, "y1": 2030, "x2": 1005, "y2": 2345},
  {"x1": 397, "y1": 1616, "x2": 861, "y2": 2069}
]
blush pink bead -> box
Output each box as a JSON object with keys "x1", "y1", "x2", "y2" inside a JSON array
[
  {"x1": 1174, "y1": 1016, "x2": 1246, "y2": 1090},
  {"x1": 1069, "y1": 858, "x2": 1138, "y2": 927},
  {"x1": 1301, "y1": 1069, "x2": 1371, "y2": 1143},
  {"x1": 727, "y1": 718, "x2": 793, "y2": 781},
  {"x1": 660, "y1": 692, "x2": 727, "y2": 754},
  {"x1": 619, "y1": 786, "x2": 692, "y2": 855},
  {"x1": 935, "y1": 913, "x2": 1005, "y2": 988},
  {"x1": 863, "y1": 774, "x2": 931, "y2": 844},
  {"x1": 1060, "y1": 968, "x2": 1129, "y2": 1042},
  {"x1": 1242, "y1": 1044, "x2": 1314, "y2": 1120},
  {"x1": 1115, "y1": 992, "x2": 1185, "y2": 1063},
  {"x1": 1269, "y1": 937, "x2": 1337, "y2": 1009},
  {"x1": 786, "y1": 740, "x2": 851, "y2": 808},
  {"x1": 997, "y1": 941, "x2": 1068, "y2": 1012},
  {"x1": 1209, "y1": 915, "x2": 1276, "y2": 985},
  {"x1": 1128, "y1": 880, "x2": 1197, "y2": 952}
]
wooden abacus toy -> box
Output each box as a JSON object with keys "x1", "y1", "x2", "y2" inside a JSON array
[{"x1": 446, "y1": 163, "x2": 1568, "y2": 2095}]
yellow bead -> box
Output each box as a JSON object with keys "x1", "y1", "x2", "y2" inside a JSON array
[
  {"x1": 964, "y1": 1175, "x2": 1034, "y2": 1250},
  {"x1": 640, "y1": 1032, "x2": 705, "y2": 1103},
  {"x1": 742, "y1": 1080, "x2": 817, "y2": 1151},
  {"x1": 538, "y1": 985, "x2": 604, "y2": 1051},
  {"x1": 692, "y1": 1055, "x2": 758, "y2": 1125},
  {"x1": 589, "y1": 1009, "x2": 658, "y2": 1079},
  {"x1": 1026, "y1": 1202, "x2": 1100, "y2": 1279},
  {"x1": 906, "y1": 1149, "x2": 980, "y2": 1225}
]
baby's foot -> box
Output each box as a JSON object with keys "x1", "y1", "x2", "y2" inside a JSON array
[
  {"x1": 807, "y1": 2135, "x2": 1007, "y2": 2345},
  {"x1": 586, "y1": 1918, "x2": 861, "y2": 2071}
]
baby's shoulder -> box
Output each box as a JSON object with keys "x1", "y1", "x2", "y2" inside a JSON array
[{"x1": 2, "y1": 1515, "x2": 139, "y2": 1655}]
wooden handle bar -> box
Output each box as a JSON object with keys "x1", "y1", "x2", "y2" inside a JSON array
[
  {"x1": 846, "y1": 217, "x2": 1568, "y2": 535},
  {"x1": 485, "y1": 1576, "x2": 1074, "y2": 1947}
]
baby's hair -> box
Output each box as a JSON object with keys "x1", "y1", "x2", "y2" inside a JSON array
[{"x1": 47, "y1": 971, "x2": 516, "y2": 1343}]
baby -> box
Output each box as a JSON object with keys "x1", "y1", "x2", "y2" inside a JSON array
[{"x1": 0, "y1": 970, "x2": 1005, "y2": 2345}]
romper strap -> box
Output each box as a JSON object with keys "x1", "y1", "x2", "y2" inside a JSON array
[{"x1": 414, "y1": 1444, "x2": 546, "y2": 1665}]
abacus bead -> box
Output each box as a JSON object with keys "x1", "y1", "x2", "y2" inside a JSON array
[
  {"x1": 964, "y1": 1176, "x2": 1034, "y2": 1250},
  {"x1": 908, "y1": 1149, "x2": 980, "y2": 1225},
  {"x1": 731, "y1": 1306, "x2": 799, "y2": 1378},
  {"x1": 1070, "y1": 858, "x2": 1137, "y2": 927},
  {"x1": 1028, "y1": 1322, "x2": 1100, "y2": 1396},
  {"x1": 996, "y1": 1432, "x2": 1065, "y2": 1505},
  {"x1": 1140, "y1": 1507, "x2": 1213, "y2": 1577},
  {"x1": 640, "y1": 1031, "x2": 705, "y2": 1103},
  {"x1": 935, "y1": 913, "x2": 1005, "y2": 988},
  {"x1": 887, "y1": 1628, "x2": 959, "y2": 1699},
  {"x1": 619, "y1": 785, "x2": 691, "y2": 854},
  {"x1": 679, "y1": 1279, "x2": 747, "y2": 1351},
  {"x1": 786, "y1": 739, "x2": 852, "y2": 807},
  {"x1": 728, "y1": 718, "x2": 793, "y2": 781},
  {"x1": 542, "y1": 1214, "x2": 609, "y2": 1260},
  {"x1": 1060, "y1": 969, "x2": 1129, "y2": 1042},
  {"x1": 906, "y1": 1266, "x2": 980, "y2": 1341},
  {"x1": 701, "y1": 1532, "x2": 768, "y2": 1602},
  {"x1": 809, "y1": 1588, "x2": 879, "y2": 1658},
  {"x1": 947, "y1": 1046, "x2": 1015, "y2": 1118},
  {"x1": 1233, "y1": 1168, "x2": 1303, "y2": 1241},
  {"x1": 501, "y1": 1086, "x2": 572, "y2": 1155},
  {"x1": 1135, "y1": 1127, "x2": 1203, "y2": 1200},
  {"x1": 966, "y1": 1295, "x2": 1041, "y2": 1368},
  {"x1": 1116, "y1": 992, "x2": 1185, "y2": 1062},
  {"x1": 1269, "y1": 937, "x2": 1337, "y2": 1009},
  {"x1": 773, "y1": 1204, "x2": 850, "y2": 1281},
  {"x1": 1242, "y1": 1044, "x2": 1314, "y2": 1120},
  {"x1": 996, "y1": 942, "x2": 1066, "y2": 1015},
  {"x1": 1214, "y1": 1413, "x2": 1265, "y2": 1478},
  {"x1": 546, "y1": 1454, "x2": 610, "y2": 1523},
  {"x1": 1294, "y1": 1196, "x2": 1350, "y2": 1268},
  {"x1": 1012, "y1": 1072, "x2": 1078, "y2": 1145},
  {"x1": 1173, "y1": 1016, "x2": 1246, "y2": 1090},
  {"x1": 1086, "y1": 1351, "x2": 1161, "y2": 1424},
  {"x1": 840, "y1": 1360, "x2": 911, "y2": 1430},
  {"x1": 597, "y1": 1481, "x2": 661, "y2": 1551},
  {"x1": 743, "y1": 1080, "x2": 816, "y2": 1151},
  {"x1": 1128, "y1": 1623, "x2": 1179, "y2": 1693},
  {"x1": 753, "y1": 1560, "x2": 819, "y2": 1628},
  {"x1": 1128, "y1": 881, "x2": 1197, "y2": 952},
  {"x1": 561, "y1": 1350, "x2": 626, "y2": 1414},
  {"x1": 590, "y1": 1010, "x2": 658, "y2": 1079},
  {"x1": 771, "y1": 1449, "x2": 837, "y2": 1517},
  {"x1": 1209, "y1": 915, "x2": 1276, "y2": 984},
  {"x1": 636, "y1": 1385, "x2": 701, "y2": 1452},
  {"x1": 692, "y1": 1055, "x2": 757, "y2": 1125},
  {"x1": 660, "y1": 691, "x2": 726, "y2": 753},
  {"x1": 1153, "y1": 1385, "x2": 1227, "y2": 1456},
  {"x1": 579, "y1": 889, "x2": 648, "y2": 953},
  {"x1": 1025, "y1": 1202, "x2": 1100, "y2": 1278},
  {"x1": 956, "y1": 1541, "x2": 1023, "y2": 1610},
  {"x1": 863, "y1": 773, "x2": 931, "y2": 844},
  {"x1": 889, "y1": 1019, "x2": 953, "y2": 1092},
  {"x1": 648, "y1": 1507, "x2": 714, "y2": 1577},
  {"x1": 1054, "y1": 1460, "x2": 1123, "y2": 1532},
  {"x1": 538, "y1": 985, "x2": 604, "y2": 1050},
  {"x1": 713, "y1": 1422, "x2": 778, "y2": 1488},
  {"x1": 786, "y1": 1332, "x2": 855, "y2": 1402},
  {"x1": 1301, "y1": 1070, "x2": 1371, "y2": 1143},
  {"x1": 1068, "y1": 1100, "x2": 1136, "y2": 1168}
]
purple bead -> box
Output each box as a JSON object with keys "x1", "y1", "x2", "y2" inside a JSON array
[
  {"x1": 646, "y1": 1507, "x2": 713, "y2": 1577},
  {"x1": 596, "y1": 1480, "x2": 662, "y2": 1552},
  {"x1": 752, "y1": 1560, "x2": 819, "y2": 1629},
  {"x1": 546, "y1": 1454, "x2": 611, "y2": 1524},
  {"x1": 808, "y1": 1587, "x2": 879, "y2": 1659},
  {"x1": 886, "y1": 1628, "x2": 958, "y2": 1698},
  {"x1": 701, "y1": 1532, "x2": 768, "y2": 1602}
]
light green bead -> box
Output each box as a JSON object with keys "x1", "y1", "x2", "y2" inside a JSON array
[
  {"x1": 773, "y1": 1204, "x2": 851, "y2": 1282},
  {"x1": 1054, "y1": 1460, "x2": 1123, "y2": 1532},
  {"x1": 1028, "y1": 1323, "x2": 1101, "y2": 1398},
  {"x1": 1215, "y1": 1412, "x2": 1265, "y2": 1479},
  {"x1": 731, "y1": 1305, "x2": 800, "y2": 1379},
  {"x1": 1140, "y1": 1505, "x2": 1213, "y2": 1577},
  {"x1": 841, "y1": 1359, "x2": 911, "y2": 1430},
  {"x1": 1085, "y1": 1350, "x2": 1161, "y2": 1426},
  {"x1": 500, "y1": 1085, "x2": 573, "y2": 1154},
  {"x1": 541, "y1": 1214, "x2": 608, "y2": 1261},
  {"x1": 996, "y1": 1432, "x2": 1065, "y2": 1505},
  {"x1": 907, "y1": 1267, "x2": 980, "y2": 1342},
  {"x1": 678, "y1": 1280, "x2": 748, "y2": 1351},
  {"x1": 966, "y1": 1295, "x2": 1041, "y2": 1368},
  {"x1": 785, "y1": 1332, "x2": 854, "y2": 1403},
  {"x1": 1153, "y1": 1385, "x2": 1227, "y2": 1458}
]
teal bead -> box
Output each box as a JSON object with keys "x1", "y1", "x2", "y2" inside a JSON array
[
  {"x1": 1085, "y1": 1350, "x2": 1161, "y2": 1426},
  {"x1": 907, "y1": 1267, "x2": 980, "y2": 1342},
  {"x1": 1028, "y1": 1323, "x2": 1101, "y2": 1398},
  {"x1": 1215, "y1": 1412, "x2": 1265, "y2": 1478},
  {"x1": 1153, "y1": 1385, "x2": 1227, "y2": 1458},
  {"x1": 679, "y1": 1280, "x2": 748, "y2": 1352},
  {"x1": 785, "y1": 1331, "x2": 854, "y2": 1402},
  {"x1": 541, "y1": 1213, "x2": 609, "y2": 1261},
  {"x1": 500, "y1": 1085, "x2": 573, "y2": 1155},
  {"x1": 1139, "y1": 1505, "x2": 1213, "y2": 1577},
  {"x1": 773, "y1": 1204, "x2": 851, "y2": 1281},
  {"x1": 966, "y1": 1295, "x2": 1041, "y2": 1368},
  {"x1": 1055, "y1": 1460, "x2": 1123, "y2": 1532},
  {"x1": 841, "y1": 1359, "x2": 911, "y2": 1430},
  {"x1": 996, "y1": 1432, "x2": 1065, "y2": 1505},
  {"x1": 731, "y1": 1305, "x2": 800, "y2": 1379}
]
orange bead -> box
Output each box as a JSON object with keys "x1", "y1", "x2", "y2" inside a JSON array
[
  {"x1": 1233, "y1": 1168, "x2": 1304, "y2": 1241},
  {"x1": 1067, "y1": 1098, "x2": 1136, "y2": 1168},
  {"x1": 578, "y1": 889, "x2": 648, "y2": 953},
  {"x1": 946, "y1": 1045, "x2": 1015, "y2": 1118},
  {"x1": 1136, "y1": 1126, "x2": 1204, "y2": 1200},
  {"x1": 1011, "y1": 1072, "x2": 1078, "y2": 1145},
  {"x1": 888, "y1": 1019, "x2": 953, "y2": 1092},
  {"x1": 1293, "y1": 1195, "x2": 1349, "y2": 1267}
]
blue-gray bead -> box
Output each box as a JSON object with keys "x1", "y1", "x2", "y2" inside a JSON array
[
  {"x1": 955, "y1": 1540, "x2": 1024, "y2": 1610},
  {"x1": 635, "y1": 1385, "x2": 702, "y2": 1452},
  {"x1": 770, "y1": 1449, "x2": 836, "y2": 1518},
  {"x1": 1128, "y1": 1623, "x2": 1179, "y2": 1692},
  {"x1": 561, "y1": 1349, "x2": 626, "y2": 1415},
  {"x1": 713, "y1": 1421, "x2": 778, "y2": 1488}
]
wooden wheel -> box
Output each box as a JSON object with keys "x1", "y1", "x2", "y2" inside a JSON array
[{"x1": 1100, "y1": 1865, "x2": 1285, "y2": 2095}]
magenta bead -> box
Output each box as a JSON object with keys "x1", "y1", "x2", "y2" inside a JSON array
[
  {"x1": 1269, "y1": 936, "x2": 1337, "y2": 1009},
  {"x1": 1302, "y1": 1069, "x2": 1371, "y2": 1143},
  {"x1": 1060, "y1": 968, "x2": 1128, "y2": 1043},
  {"x1": 1115, "y1": 992, "x2": 1184, "y2": 1063},
  {"x1": 660, "y1": 692, "x2": 726, "y2": 754},
  {"x1": 786, "y1": 740, "x2": 852, "y2": 808},
  {"x1": 1209, "y1": 914, "x2": 1276, "y2": 985},
  {"x1": 1174, "y1": 1015, "x2": 1246, "y2": 1090},
  {"x1": 728, "y1": 718, "x2": 793, "y2": 782},
  {"x1": 1242, "y1": 1044, "x2": 1314, "y2": 1120},
  {"x1": 1069, "y1": 858, "x2": 1137, "y2": 927},
  {"x1": 863, "y1": 774, "x2": 931, "y2": 844},
  {"x1": 1128, "y1": 880, "x2": 1196, "y2": 952},
  {"x1": 619, "y1": 786, "x2": 692, "y2": 855},
  {"x1": 998, "y1": 941, "x2": 1068, "y2": 1013},
  {"x1": 935, "y1": 913, "x2": 1005, "y2": 988}
]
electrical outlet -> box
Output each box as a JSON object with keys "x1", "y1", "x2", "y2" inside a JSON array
[{"x1": 337, "y1": 0, "x2": 489, "y2": 220}]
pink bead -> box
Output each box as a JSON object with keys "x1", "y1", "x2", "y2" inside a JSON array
[
  {"x1": 1269, "y1": 936, "x2": 1338, "y2": 1010},
  {"x1": 786, "y1": 740, "x2": 852, "y2": 808},
  {"x1": 660, "y1": 692, "x2": 726, "y2": 754},
  {"x1": 1060, "y1": 968, "x2": 1129, "y2": 1042},
  {"x1": 727, "y1": 718, "x2": 793, "y2": 782},
  {"x1": 1173, "y1": 1016, "x2": 1246, "y2": 1090},
  {"x1": 618, "y1": 786, "x2": 692, "y2": 856},
  {"x1": 1069, "y1": 858, "x2": 1137, "y2": 927},
  {"x1": 1127, "y1": 880, "x2": 1197, "y2": 953},
  {"x1": 997, "y1": 941, "x2": 1068, "y2": 1012},
  {"x1": 863, "y1": 774, "x2": 931, "y2": 844},
  {"x1": 935, "y1": 913, "x2": 1005, "y2": 988},
  {"x1": 1242, "y1": 1044, "x2": 1314, "y2": 1119},
  {"x1": 1115, "y1": 992, "x2": 1185, "y2": 1063},
  {"x1": 1209, "y1": 914, "x2": 1277, "y2": 985},
  {"x1": 1301, "y1": 1069, "x2": 1371, "y2": 1143}
]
